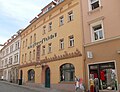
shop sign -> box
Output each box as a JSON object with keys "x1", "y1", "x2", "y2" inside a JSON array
[{"x1": 28, "y1": 33, "x2": 57, "y2": 49}]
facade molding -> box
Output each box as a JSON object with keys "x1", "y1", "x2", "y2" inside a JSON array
[{"x1": 19, "y1": 49, "x2": 82, "y2": 68}]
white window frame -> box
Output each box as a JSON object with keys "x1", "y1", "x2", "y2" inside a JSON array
[
  {"x1": 68, "y1": 11, "x2": 73, "y2": 22},
  {"x1": 59, "y1": 16, "x2": 64, "y2": 26},
  {"x1": 88, "y1": 0, "x2": 101, "y2": 11},
  {"x1": 48, "y1": 43, "x2": 52, "y2": 53},
  {"x1": 69, "y1": 35, "x2": 74, "y2": 47},
  {"x1": 60, "y1": 39, "x2": 64, "y2": 50},
  {"x1": 48, "y1": 22, "x2": 52, "y2": 31},
  {"x1": 90, "y1": 20, "x2": 104, "y2": 42}
]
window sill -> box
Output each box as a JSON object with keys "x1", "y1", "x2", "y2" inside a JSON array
[
  {"x1": 59, "y1": 48, "x2": 64, "y2": 51},
  {"x1": 67, "y1": 19, "x2": 74, "y2": 23},
  {"x1": 88, "y1": 6, "x2": 103, "y2": 15},
  {"x1": 68, "y1": 46, "x2": 74, "y2": 48}
]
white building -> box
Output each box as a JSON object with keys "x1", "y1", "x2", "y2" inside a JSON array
[{"x1": 1, "y1": 30, "x2": 22, "y2": 83}]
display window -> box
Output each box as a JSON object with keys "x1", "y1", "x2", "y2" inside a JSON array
[{"x1": 89, "y1": 62, "x2": 117, "y2": 91}]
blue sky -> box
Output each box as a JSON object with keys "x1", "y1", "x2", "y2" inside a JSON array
[{"x1": 0, "y1": 0, "x2": 52, "y2": 44}]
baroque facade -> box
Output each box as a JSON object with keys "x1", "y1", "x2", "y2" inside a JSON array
[
  {"x1": 19, "y1": 0, "x2": 84, "y2": 91},
  {"x1": 0, "y1": 30, "x2": 21, "y2": 83}
]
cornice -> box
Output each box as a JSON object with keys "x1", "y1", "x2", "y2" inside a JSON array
[{"x1": 19, "y1": 49, "x2": 82, "y2": 68}]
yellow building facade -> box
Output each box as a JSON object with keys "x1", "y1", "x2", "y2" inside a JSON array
[{"x1": 19, "y1": 0, "x2": 84, "y2": 91}]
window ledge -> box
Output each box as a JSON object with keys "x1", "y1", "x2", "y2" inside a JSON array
[{"x1": 88, "y1": 6, "x2": 103, "y2": 15}]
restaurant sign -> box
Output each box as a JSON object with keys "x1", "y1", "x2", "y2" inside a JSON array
[{"x1": 28, "y1": 33, "x2": 57, "y2": 49}]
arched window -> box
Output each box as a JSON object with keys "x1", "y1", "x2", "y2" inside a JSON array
[
  {"x1": 28, "y1": 69, "x2": 35, "y2": 82},
  {"x1": 60, "y1": 63, "x2": 75, "y2": 82}
]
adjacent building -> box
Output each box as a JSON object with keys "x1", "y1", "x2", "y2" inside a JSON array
[
  {"x1": 19, "y1": 0, "x2": 84, "y2": 91},
  {"x1": 81, "y1": 0, "x2": 120, "y2": 91},
  {"x1": 1, "y1": 30, "x2": 21, "y2": 83}
]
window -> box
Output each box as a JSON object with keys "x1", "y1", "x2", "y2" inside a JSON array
[
  {"x1": 22, "y1": 54, "x2": 24, "y2": 63},
  {"x1": 60, "y1": 39, "x2": 64, "y2": 50},
  {"x1": 48, "y1": 43, "x2": 52, "y2": 53},
  {"x1": 9, "y1": 56, "x2": 12, "y2": 65},
  {"x1": 33, "y1": 50, "x2": 35, "y2": 60},
  {"x1": 28, "y1": 69, "x2": 35, "y2": 82},
  {"x1": 26, "y1": 39, "x2": 27, "y2": 47},
  {"x1": 36, "y1": 45, "x2": 40, "y2": 61},
  {"x1": 30, "y1": 36, "x2": 32, "y2": 45},
  {"x1": 68, "y1": 11, "x2": 73, "y2": 22},
  {"x1": 60, "y1": 63, "x2": 75, "y2": 82},
  {"x1": 69, "y1": 35, "x2": 74, "y2": 47},
  {"x1": 43, "y1": 26, "x2": 46, "y2": 35},
  {"x1": 48, "y1": 22, "x2": 52, "y2": 31},
  {"x1": 90, "y1": 20, "x2": 104, "y2": 42},
  {"x1": 25, "y1": 53, "x2": 27, "y2": 62},
  {"x1": 89, "y1": 62, "x2": 117, "y2": 90},
  {"x1": 34, "y1": 34, "x2": 36, "y2": 43},
  {"x1": 42, "y1": 46, "x2": 45, "y2": 55},
  {"x1": 29, "y1": 51, "x2": 32, "y2": 61},
  {"x1": 23, "y1": 41, "x2": 25, "y2": 48},
  {"x1": 10, "y1": 44, "x2": 14, "y2": 52},
  {"x1": 59, "y1": 16, "x2": 64, "y2": 26},
  {"x1": 89, "y1": 0, "x2": 100, "y2": 10},
  {"x1": 6, "y1": 48, "x2": 9, "y2": 55},
  {"x1": 14, "y1": 53, "x2": 18, "y2": 63},
  {"x1": 15, "y1": 41, "x2": 19, "y2": 50}
]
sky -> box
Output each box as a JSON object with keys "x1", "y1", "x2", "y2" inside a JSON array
[{"x1": 0, "y1": 0, "x2": 52, "y2": 44}]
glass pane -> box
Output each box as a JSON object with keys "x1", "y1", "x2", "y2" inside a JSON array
[
  {"x1": 91, "y1": 1, "x2": 99, "y2": 10},
  {"x1": 94, "y1": 32, "x2": 98, "y2": 40},
  {"x1": 99, "y1": 31, "x2": 103, "y2": 39}
]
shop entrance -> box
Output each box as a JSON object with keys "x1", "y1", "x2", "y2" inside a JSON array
[
  {"x1": 45, "y1": 67, "x2": 50, "y2": 88},
  {"x1": 89, "y1": 62, "x2": 117, "y2": 91}
]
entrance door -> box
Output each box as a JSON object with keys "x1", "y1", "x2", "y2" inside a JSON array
[{"x1": 45, "y1": 67, "x2": 50, "y2": 88}]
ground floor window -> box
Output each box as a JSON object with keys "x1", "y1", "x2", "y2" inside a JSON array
[
  {"x1": 89, "y1": 62, "x2": 117, "y2": 91},
  {"x1": 28, "y1": 69, "x2": 35, "y2": 82},
  {"x1": 60, "y1": 63, "x2": 75, "y2": 82}
]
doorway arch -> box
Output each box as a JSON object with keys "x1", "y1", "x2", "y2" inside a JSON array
[{"x1": 45, "y1": 67, "x2": 50, "y2": 88}]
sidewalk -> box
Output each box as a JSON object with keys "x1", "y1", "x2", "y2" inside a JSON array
[{"x1": 0, "y1": 80, "x2": 73, "y2": 92}]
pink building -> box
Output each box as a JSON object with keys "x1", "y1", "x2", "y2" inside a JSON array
[{"x1": 81, "y1": 0, "x2": 120, "y2": 91}]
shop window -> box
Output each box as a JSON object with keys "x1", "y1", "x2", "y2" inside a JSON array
[
  {"x1": 60, "y1": 63, "x2": 75, "y2": 82},
  {"x1": 89, "y1": 62, "x2": 117, "y2": 91},
  {"x1": 28, "y1": 69, "x2": 35, "y2": 82}
]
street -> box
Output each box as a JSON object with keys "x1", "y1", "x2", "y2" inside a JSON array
[
  {"x1": 0, "y1": 81, "x2": 70, "y2": 92},
  {"x1": 0, "y1": 81, "x2": 40, "y2": 92}
]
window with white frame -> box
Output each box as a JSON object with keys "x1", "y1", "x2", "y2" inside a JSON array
[
  {"x1": 68, "y1": 11, "x2": 73, "y2": 22},
  {"x1": 48, "y1": 22, "x2": 52, "y2": 31},
  {"x1": 69, "y1": 35, "x2": 74, "y2": 47},
  {"x1": 89, "y1": 0, "x2": 100, "y2": 10},
  {"x1": 90, "y1": 20, "x2": 104, "y2": 42},
  {"x1": 9, "y1": 56, "x2": 12, "y2": 65},
  {"x1": 14, "y1": 53, "x2": 18, "y2": 63},
  {"x1": 60, "y1": 39, "x2": 64, "y2": 50},
  {"x1": 59, "y1": 16, "x2": 64, "y2": 26},
  {"x1": 48, "y1": 43, "x2": 52, "y2": 53},
  {"x1": 42, "y1": 46, "x2": 45, "y2": 55}
]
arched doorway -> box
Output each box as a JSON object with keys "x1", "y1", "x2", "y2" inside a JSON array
[
  {"x1": 28, "y1": 69, "x2": 35, "y2": 82},
  {"x1": 45, "y1": 67, "x2": 50, "y2": 88}
]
